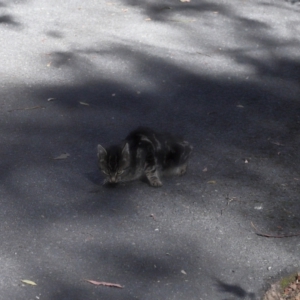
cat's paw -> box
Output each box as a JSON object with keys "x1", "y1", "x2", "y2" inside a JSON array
[
  {"x1": 149, "y1": 178, "x2": 163, "y2": 187},
  {"x1": 103, "y1": 179, "x2": 118, "y2": 188},
  {"x1": 179, "y1": 164, "x2": 187, "y2": 176}
]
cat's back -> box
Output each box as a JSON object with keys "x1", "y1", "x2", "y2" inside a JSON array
[
  {"x1": 125, "y1": 127, "x2": 162, "y2": 149},
  {"x1": 125, "y1": 127, "x2": 190, "y2": 151}
]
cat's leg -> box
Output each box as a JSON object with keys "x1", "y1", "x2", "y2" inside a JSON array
[
  {"x1": 144, "y1": 164, "x2": 163, "y2": 187},
  {"x1": 176, "y1": 143, "x2": 193, "y2": 176},
  {"x1": 178, "y1": 163, "x2": 188, "y2": 175},
  {"x1": 180, "y1": 142, "x2": 193, "y2": 163},
  {"x1": 164, "y1": 163, "x2": 187, "y2": 176},
  {"x1": 144, "y1": 149, "x2": 163, "y2": 187}
]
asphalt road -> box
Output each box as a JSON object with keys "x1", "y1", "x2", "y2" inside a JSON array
[{"x1": 0, "y1": 0, "x2": 300, "y2": 299}]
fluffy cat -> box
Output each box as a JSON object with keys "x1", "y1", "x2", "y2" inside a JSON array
[{"x1": 97, "y1": 127, "x2": 193, "y2": 187}]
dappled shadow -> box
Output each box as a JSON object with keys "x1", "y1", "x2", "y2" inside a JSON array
[
  {"x1": 0, "y1": 14, "x2": 21, "y2": 27},
  {"x1": 50, "y1": 51, "x2": 75, "y2": 68},
  {"x1": 120, "y1": 0, "x2": 300, "y2": 23},
  {"x1": 286, "y1": 0, "x2": 300, "y2": 4},
  {"x1": 45, "y1": 30, "x2": 64, "y2": 39},
  {"x1": 1, "y1": 47, "x2": 300, "y2": 299},
  {"x1": 49, "y1": 284, "x2": 135, "y2": 300},
  {"x1": 1, "y1": 35, "x2": 300, "y2": 239},
  {"x1": 1, "y1": 0, "x2": 300, "y2": 299},
  {"x1": 121, "y1": 0, "x2": 231, "y2": 21},
  {"x1": 216, "y1": 279, "x2": 256, "y2": 299}
]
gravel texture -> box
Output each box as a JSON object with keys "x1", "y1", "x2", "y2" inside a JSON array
[{"x1": 0, "y1": 0, "x2": 300, "y2": 299}]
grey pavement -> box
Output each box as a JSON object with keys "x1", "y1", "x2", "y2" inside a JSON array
[{"x1": 0, "y1": 0, "x2": 300, "y2": 299}]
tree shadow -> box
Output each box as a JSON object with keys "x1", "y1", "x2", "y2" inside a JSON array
[
  {"x1": 121, "y1": 0, "x2": 231, "y2": 22},
  {"x1": 0, "y1": 14, "x2": 21, "y2": 27},
  {"x1": 216, "y1": 279, "x2": 256, "y2": 300},
  {"x1": 1, "y1": 0, "x2": 300, "y2": 299},
  {"x1": 2, "y1": 34, "x2": 300, "y2": 234},
  {"x1": 45, "y1": 30, "x2": 64, "y2": 39}
]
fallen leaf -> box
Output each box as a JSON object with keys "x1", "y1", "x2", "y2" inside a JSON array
[
  {"x1": 181, "y1": 270, "x2": 187, "y2": 275},
  {"x1": 53, "y1": 153, "x2": 70, "y2": 160},
  {"x1": 290, "y1": 283, "x2": 297, "y2": 290},
  {"x1": 271, "y1": 141, "x2": 284, "y2": 146},
  {"x1": 21, "y1": 280, "x2": 37, "y2": 286},
  {"x1": 251, "y1": 221, "x2": 300, "y2": 238},
  {"x1": 284, "y1": 287, "x2": 291, "y2": 294},
  {"x1": 236, "y1": 104, "x2": 244, "y2": 108},
  {"x1": 202, "y1": 167, "x2": 208, "y2": 172},
  {"x1": 47, "y1": 98, "x2": 55, "y2": 101},
  {"x1": 207, "y1": 180, "x2": 216, "y2": 184},
  {"x1": 79, "y1": 102, "x2": 90, "y2": 106},
  {"x1": 149, "y1": 214, "x2": 156, "y2": 220},
  {"x1": 244, "y1": 159, "x2": 249, "y2": 163},
  {"x1": 85, "y1": 279, "x2": 124, "y2": 288},
  {"x1": 254, "y1": 205, "x2": 263, "y2": 210}
]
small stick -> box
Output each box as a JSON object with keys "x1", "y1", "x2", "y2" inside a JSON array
[
  {"x1": 85, "y1": 279, "x2": 123, "y2": 288},
  {"x1": 251, "y1": 222, "x2": 300, "y2": 238},
  {"x1": 8, "y1": 106, "x2": 44, "y2": 112}
]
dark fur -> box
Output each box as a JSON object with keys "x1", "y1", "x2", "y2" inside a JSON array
[{"x1": 97, "y1": 127, "x2": 193, "y2": 187}]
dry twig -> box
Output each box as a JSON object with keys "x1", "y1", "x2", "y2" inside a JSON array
[{"x1": 251, "y1": 222, "x2": 300, "y2": 238}]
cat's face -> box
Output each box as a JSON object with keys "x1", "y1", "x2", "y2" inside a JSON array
[{"x1": 97, "y1": 143, "x2": 130, "y2": 183}]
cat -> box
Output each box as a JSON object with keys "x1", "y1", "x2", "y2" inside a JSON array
[{"x1": 97, "y1": 127, "x2": 193, "y2": 187}]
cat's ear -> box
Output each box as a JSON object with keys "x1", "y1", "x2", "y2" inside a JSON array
[
  {"x1": 121, "y1": 143, "x2": 130, "y2": 167},
  {"x1": 97, "y1": 144, "x2": 107, "y2": 159},
  {"x1": 122, "y1": 143, "x2": 130, "y2": 157}
]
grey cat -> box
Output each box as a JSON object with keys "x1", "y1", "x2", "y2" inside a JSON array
[{"x1": 97, "y1": 127, "x2": 193, "y2": 187}]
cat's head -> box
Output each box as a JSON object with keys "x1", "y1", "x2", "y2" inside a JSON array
[{"x1": 97, "y1": 143, "x2": 130, "y2": 184}]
